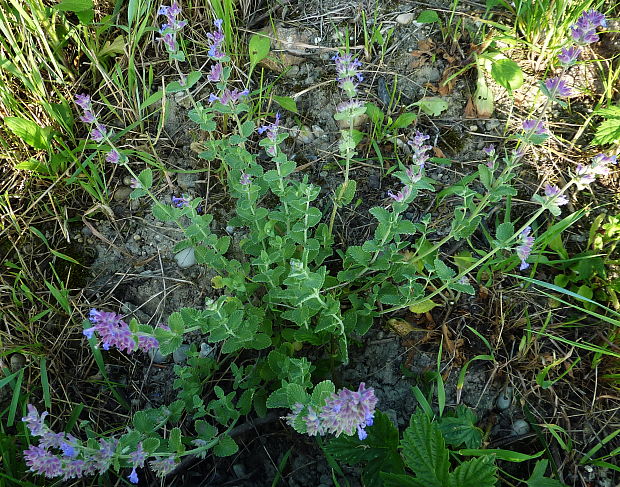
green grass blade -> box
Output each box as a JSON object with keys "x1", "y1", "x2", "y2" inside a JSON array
[{"x1": 39, "y1": 358, "x2": 51, "y2": 409}]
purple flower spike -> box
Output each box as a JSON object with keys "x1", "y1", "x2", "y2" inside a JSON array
[
  {"x1": 570, "y1": 9, "x2": 606, "y2": 45},
  {"x1": 320, "y1": 383, "x2": 378, "y2": 439},
  {"x1": 86, "y1": 309, "x2": 144, "y2": 353},
  {"x1": 333, "y1": 53, "x2": 364, "y2": 98},
  {"x1": 150, "y1": 456, "x2": 177, "y2": 476},
  {"x1": 482, "y1": 144, "x2": 496, "y2": 156},
  {"x1": 516, "y1": 227, "x2": 535, "y2": 270},
  {"x1": 105, "y1": 149, "x2": 120, "y2": 164},
  {"x1": 80, "y1": 111, "x2": 95, "y2": 124},
  {"x1": 207, "y1": 62, "x2": 223, "y2": 82},
  {"x1": 581, "y1": 9, "x2": 606, "y2": 28},
  {"x1": 407, "y1": 130, "x2": 432, "y2": 168},
  {"x1": 522, "y1": 119, "x2": 547, "y2": 135},
  {"x1": 22, "y1": 404, "x2": 49, "y2": 437},
  {"x1": 207, "y1": 19, "x2": 226, "y2": 59},
  {"x1": 558, "y1": 46, "x2": 582, "y2": 66},
  {"x1": 91, "y1": 124, "x2": 107, "y2": 142},
  {"x1": 544, "y1": 76, "x2": 573, "y2": 98},
  {"x1": 23, "y1": 445, "x2": 63, "y2": 478},
  {"x1": 75, "y1": 94, "x2": 91, "y2": 110}
]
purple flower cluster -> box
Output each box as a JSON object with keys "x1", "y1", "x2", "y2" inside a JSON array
[
  {"x1": 544, "y1": 76, "x2": 573, "y2": 98},
  {"x1": 208, "y1": 88, "x2": 249, "y2": 106},
  {"x1": 207, "y1": 62, "x2": 223, "y2": 83},
  {"x1": 516, "y1": 226, "x2": 535, "y2": 270},
  {"x1": 83, "y1": 309, "x2": 159, "y2": 353},
  {"x1": 575, "y1": 153, "x2": 617, "y2": 189},
  {"x1": 172, "y1": 194, "x2": 191, "y2": 208},
  {"x1": 207, "y1": 19, "x2": 225, "y2": 59},
  {"x1": 257, "y1": 112, "x2": 281, "y2": 157},
  {"x1": 558, "y1": 45, "x2": 582, "y2": 66},
  {"x1": 22, "y1": 404, "x2": 119, "y2": 480},
  {"x1": 570, "y1": 9, "x2": 607, "y2": 45},
  {"x1": 333, "y1": 53, "x2": 363, "y2": 99},
  {"x1": 388, "y1": 186, "x2": 411, "y2": 202},
  {"x1": 388, "y1": 131, "x2": 433, "y2": 202},
  {"x1": 239, "y1": 172, "x2": 252, "y2": 185},
  {"x1": 75, "y1": 93, "x2": 122, "y2": 163},
  {"x1": 286, "y1": 383, "x2": 378, "y2": 441},
  {"x1": 407, "y1": 131, "x2": 432, "y2": 168},
  {"x1": 522, "y1": 119, "x2": 547, "y2": 135},
  {"x1": 157, "y1": 2, "x2": 187, "y2": 54},
  {"x1": 544, "y1": 184, "x2": 569, "y2": 206},
  {"x1": 150, "y1": 455, "x2": 178, "y2": 476}
]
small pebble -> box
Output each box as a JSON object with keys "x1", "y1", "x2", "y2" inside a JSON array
[
  {"x1": 225, "y1": 226, "x2": 235, "y2": 234},
  {"x1": 173, "y1": 344, "x2": 190, "y2": 364},
  {"x1": 148, "y1": 348, "x2": 166, "y2": 364},
  {"x1": 396, "y1": 12, "x2": 415, "y2": 25},
  {"x1": 174, "y1": 247, "x2": 196, "y2": 268},
  {"x1": 496, "y1": 387, "x2": 513, "y2": 410},
  {"x1": 113, "y1": 187, "x2": 132, "y2": 202},
  {"x1": 10, "y1": 353, "x2": 26, "y2": 372},
  {"x1": 199, "y1": 343, "x2": 215, "y2": 358},
  {"x1": 123, "y1": 176, "x2": 133, "y2": 186},
  {"x1": 311, "y1": 125, "x2": 325, "y2": 139},
  {"x1": 133, "y1": 234, "x2": 141, "y2": 242},
  {"x1": 469, "y1": 124, "x2": 478, "y2": 132},
  {"x1": 512, "y1": 419, "x2": 530, "y2": 435}
]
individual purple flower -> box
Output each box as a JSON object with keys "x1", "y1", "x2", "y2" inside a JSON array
[
  {"x1": 319, "y1": 383, "x2": 378, "y2": 440},
  {"x1": 575, "y1": 153, "x2": 617, "y2": 188},
  {"x1": 128, "y1": 468, "x2": 139, "y2": 484},
  {"x1": 150, "y1": 456, "x2": 177, "y2": 476},
  {"x1": 23, "y1": 445, "x2": 63, "y2": 478},
  {"x1": 106, "y1": 149, "x2": 120, "y2": 164},
  {"x1": 544, "y1": 76, "x2": 573, "y2": 98},
  {"x1": 388, "y1": 185, "x2": 411, "y2": 203},
  {"x1": 482, "y1": 144, "x2": 495, "y2": 156},
  {"x1": 80, "y1": 110, "x2": 96, "y2": 124},
  {"x1": 516, "y1": 226, "x2": 535, "y2": 270},
  {"x1": 592, "y1": 153, "x2": 617, "y2": 169},
  {"x1": 522, "y1": 119, "x2": 547, "y2": 135},
  {"x1": 303, "y1": 406, "x2": 323, "y2": 436},
  {"x1": 207, "y1": 62, "x2": 223, "y2": 82},
  {"x1": 239, "y1": 173, "x2": 252, "y2": 185},
  {"x1": 75, "y1": 93, "x2": 91, "y2": 110},
  {"x1": 129, "y1": 178, "x2": 141, "y2": 189},
  {"x1": 138, "y1": 334, "x2": 159, "y2": 352},
  {"x1": 581, "y1": 9, "x2": 607, "y2": 28},
  {"x1": 558, "y1": 46, "x2": 582, "y2": 66},
  {"x1": 91, "y1": 124, "x2": 107, "y2": 142},
  {"x1": 405, "y1": 166, "x2": 422, "y2": 184},
  {"x1": 407, "y1": 130, "x2": 432, "y2": 168},
  {"x1": 171, "y1": 195, "x2": 191, "y2": 207},
  {"x1": 90, "y1": 438, "x2": 118, "y2": 474},
  {"x1": 333, "y1": 53, "x2": 364, "y2": 98},
  {"x1": 207, "y1": 19, "x2": 225, "y2": 59},
  {"x1": 257, "y1": 112, "x2": 281, "y2": 140},
  {"x1": 544, "y1": 184, "x2": 569, "y2": 206},
  {"x1": 62, "y1": 459, "x2": 86, "y2": 480},
  {"x1": 22, "y1": 404, "x2": 49, "y2": 437}
]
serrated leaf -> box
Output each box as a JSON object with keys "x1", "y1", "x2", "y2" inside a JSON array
[
  {"x1": 311, "y1": 380, "x2": 335, "y2": 406},
  {"x1": 437, "y1": 406, "x2": 482, "y2": 449},
  {"x1": 592, "y1": 117, "x2": 620, "y2": 146},
  {"x1": 168, "y1": 427, "x2": 183, "y2": 453},
  {"x1": 448, "y1": 456, "x2": 496, "y2": 487},
  {"x1": 266, "y1": 388, "x2": 289, "y2": 408},
  {"x1": 336, "y1": 179, "x2": 357, "y2": 205},
  {"x1": 286, "y1": 383, "x2": 308, "y2": 406},
  {"x1": 434, "y1": 258, "x2": 455, "y2": 280},
  {"x1": 401, "y1": 410, "x2": 450, "y2": 487},
  {"x1": 496, "y1": 222, "x2": 514, "y2": 243},
  {"x1": 491, "y1": 58, "x2": 523, "y2": 92},
  {"x1": 414, "y1": 97, "x2": 448, "y2": 116},
  {"x1": 213, "y1": 434, "x2": 238, "y2": 457},
  {"x1": 249, "y1": 34, "x2": 270, "y2": 67},
  {"x1": 273, "y1": 95, "x2": 298, "y2": 114},
  {"x1": 382, "y1": 472, "x2": 426, "y2": 487},
  {"x1": 369, "y1": 206, "x2": 392, "y2": 225}
]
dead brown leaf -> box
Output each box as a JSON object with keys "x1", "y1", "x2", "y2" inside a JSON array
[
  {"x1": 464, "y1": 96, "x2": 477, "y2": 119},
  {"x1": 432, "y1": 146, "x2": 447, "y2": 158},
  {"x1": 387, "y1": 318, "x2": 416, "y2": 337}
]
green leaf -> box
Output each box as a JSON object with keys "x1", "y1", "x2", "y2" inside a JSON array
[
  {"x1": 382, "y1": 473, "x2": 426, "y2": 487},
  {"x1": 417, "y1": 10, "x2": 440, "y2": 23},
  {"x1": 592, "y1": 117, "x2": 620, "y2": 146},
  {"x1": 496, "y1": 222, "x2": 514, "y2": 243},
  {"x1": 526, "y1": 460, "x2": 567, "y2": 487},
  {"x1": 140, "y1": 90, "x2": 164, "y2": 110},
  {"x1": 4, "y1": 117, "x2": 51, "y2": 150},
  {"x1": 133, "y1": 411, "x2": 156, "y2": 433},
  {"x1": 213, "y1": 434, "x2": 238, "y2": 457},
  {"x1": 286, "y1": 383, "x2": 309, "y2": 406},
  {"x1": 249, "y1": 34, "x2": 270, "y2": 67},
  {"x1": 390, "y1": 112, "x2": 417, "y2": 129},
  {"x1": 311, "y1": 380, "x2": 335, "y2": 406},
  {"x1": 266, "y1": 388, "x2": 290, "y2": 408},
  {"x1": 448, "y1": 456, "x2": 496, "y2": 487},
  {"x1": 401, "y1": 410, "x2": 450, "y2": 487},
  {"x1": 458, "y1": 448, "x2": 544, "y2": 462},
  {"x1": 55, "y1": 0, "x2": 93, "y2": 23},
  {"x1": 434, "y1": 258, "x2": 455, "y2": 280},
  {"x1": 98, "y1": 36, "x2": 125, "y2": 58},
  {"x1": 437, "y1": 405, "x2": 483, "y2": 449},
  {"x1": 413, "y1": 97, "x2": 448, "y2": 116},
  {"x1": 336, "y1": 179, "x2": 357, "y2": 206},
  {"x1": 366, "y1": 102, "x2": 385, "y2": 124},
  {"x1": 273, "y1": 95, "x2": 298, "y2": 114},
  {"x1": 491, "y1": 59, "x2": 523, "y2": 92},
  {"x1": 409, "y1": 299, "x2": 439, "y2": 314},
  {"x1": 168, "y1": 427, "x2": 183, "y2": 453}
]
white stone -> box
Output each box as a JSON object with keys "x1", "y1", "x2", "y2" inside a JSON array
[
  {"x1": 512, "y1": 419, "x2": 530, "y2": 435},
  {"x1": 396, "y1": 13, "x2": 415, "y2": 25},
  {"x1": 174, "y1": 247, "x2": 196, "y2": 268}
]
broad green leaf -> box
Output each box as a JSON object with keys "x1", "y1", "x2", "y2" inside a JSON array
[
  {"x1": 401, "y1": 410, "x2": 450, "y2": 487},
  {"x1": 140, "y1": 90, "x2": 164, "y2": 110},
  {"x1": 55, "y1": 0, "x2": 94, "y2": 23},
  {"x1": 311, "y1": 380, "x2": 335, "y2": 406},
  {"x1": 526, "y1": 460, "x2": 567, "y2": 487},
  {"x1": 491, "y1": 59, "x2": 523, "y2": 92},
  {"x1": 448, "y1": 456, "x2": 496, "y2": 487},
  {"x1": 390, "y1": 112, "x2": 417, "y2": 129},
  {"x1": 273, "y1": 95, "x2": 298, "y2": 113},
  {"x1": 4, "y1": 117, "x2": 51, "y2": 150},
  {"x1": 366, "y1": 102, "x2": 385, "y2": 124},
  {"x1": 496, "y1": 222, "x2": 514, "y2": 243},
  {"x1": 382, "y1": 473, "x2": 426, "y2": 487},
  {"x1": 213, "y1": 434, "x2": 238, "y2": 457},
  {"x1": 98, "y1": 36, "x2": 125, "y2": 58},
  {"x1": 249, "y1": 34, "x2": 270, "y2": 67},
  {"x1": 593, "y1": 117, "x2": 620, "y2": 146},
  {"x1": 414, "y1": 97, "x2": 448, "y2": 116},
  {"x1": 437, "y1": 405, "x2": 483, "y2": 449},
  {"x1": 168, "y1": 427, "x2": 183, "y2": 453},
  {"x1": 417, "y1": 10, "x2": 440, "y2": 23},
  {"x1": 266, "y1": 388, "x2": 289, "y2": 408},
  {"x1": 409, "y1": 299, "x2": 439, "y2": 314}
]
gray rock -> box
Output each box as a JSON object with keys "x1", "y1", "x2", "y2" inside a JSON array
[
  {"x1": 496, "y1": 387, "x2": 513, "y2": 410},
  {"x1": 512, "y1": 419, "x2": 530, "y2": 435},
  {"x1": 10, "y1": 353, "x2": 26, "y2": 372},
  {"x1": 113, "y1": 186, "x2": 132, "y2": 202},
  {"x1": 199, "y1": 343, "x2": 215, "y2": 358},
  {"x1": 173, "y1": 344, "x2": 190, "y2": 364},
  {"x1": 177, "y1": 172, "x2": 197, "y2": 190},
  {"x1": 174, "y1": 247, "x2": 196, "y2": 268},
  {"x1": 148, "y1": 348, "x2": 167, "y2": 364}
]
